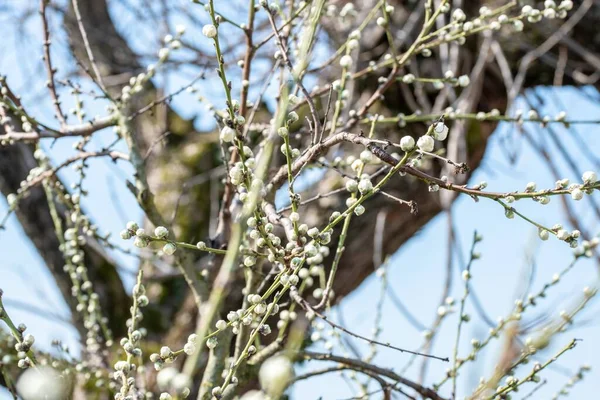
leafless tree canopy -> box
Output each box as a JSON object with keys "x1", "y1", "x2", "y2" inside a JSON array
[{"x1": 1, "y1": 0, "x2": 600, "y2": 399}]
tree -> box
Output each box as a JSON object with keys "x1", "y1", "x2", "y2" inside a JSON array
[{"x1": 0, "y1": 0, "x2": 599, "y2": 399}]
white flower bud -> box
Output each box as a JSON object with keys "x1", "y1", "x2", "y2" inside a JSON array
[
  {"x1": 127, "y1": 221, "x2": 139, "y2": 231},
  {"x1": 202, "y1": 24, "x2": 217, "y2": 38},
  {"x1": 345, "y1": 179, "x2": 358, "y2": 193},
  {"x1": 163, "y1": 243, "x2": 177, "y2": 255},
  {"x1": 400, "y1": 136, "x2": 415, "y2": 151},
  {"x1": 452, "y1": 9, "x2": 466, "y2": 21},
  {"x1": 154, "y1": 226, "x2": 169, "y2": 238},
  {"x1": 307, "y1": 227, "x2": 319, "y2": 238},
  {"x1": 259, "y1": 356, "x2": 294, "y2": 397},
  {"x1": 401, "y1": 74, "x2": 415, "y2": 84},
  {"x1": 571, "y1": 188, "x2": 583, "y2": 200},
  {"x1": 206, "y1": 337, "x2": 218, "y2": 349},
  {"x1": 358, "y1": 179, "x2": 373, "y2": 194},
  {"x1": 340, "y1": 55, "x2": 353, "y2": 68},
  {"x1": 287, "y1": 111, "x2": 299, "y2": 123},
  {"x1": 220, "y1": 126, "x2": 235, "y2": 143},
  {"x1": 158, "y1": 48, "x2": 170, "y2": 59},
  {"x1": 582, "y1": 171, "x2": 597, "y2": 184},
  {"x1": 277, "y1": 127, "x2": 289, "y2": 138},
  {"x1": 216, "y1": 320, "x2": 227, "y2": 330},
  {"x1": 433, "y1": 122, "x2": 449, "y2": 141},
  {"x1": 417, "y1": 135, "x2": 434, "y2": 152},
  {"x1": 16, "y1": 367, "x2": 68, "y2": 399}
]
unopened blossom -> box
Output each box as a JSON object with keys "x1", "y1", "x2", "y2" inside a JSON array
[
  {"x1": 417, "y1": 135, "x2": 434, "y2": 152},
  {"x1": 202, "y1": 24, "x2": 217, "y2": 38},
  {"x1": 259, "y1": 355, "x2": 294, "y2": 397}
]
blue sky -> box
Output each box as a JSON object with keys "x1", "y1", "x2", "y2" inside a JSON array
[{"x1": 1, "y1": 2, "x2": 600, "y2": 399}]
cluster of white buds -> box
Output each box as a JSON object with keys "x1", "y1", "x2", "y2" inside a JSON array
[
  {"x1": 330, "y1": 3, "x2": 352, "y2": 19},
  {"x1": 183, "y1": 333, "x2": 197, "y2": 356},
  {"x1": 574, "y1": 237, "x2": 600, "y2": 258},
  {"x1": 121, "y1": 222, "x2": 178, "y2": 255},
  {"x1": 521, "y1": 1, "x2": 571, "y2": 23},
  {"x1": 150, "y1": 345, "x2": 176, "y2": 371},
  {"x1": 121, "y1": 26, "x2": 185, "y2": 103},
  {"x1": 58, "y1": 190, "x2": 110, "y2": 356},
  {"x1": 12, "y1": 329, "x2": 34, "y2": 369}
]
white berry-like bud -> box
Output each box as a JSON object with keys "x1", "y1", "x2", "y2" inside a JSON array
[
  {"x1": 163, "y1": 243, "x2": 177, "y2": 255},
  {"x1": 401, "y1": 74, "x2": 415, "y2": 84},
  {"x1": 183, "y1": 342, "x2": 196, "y2": 355},
  {"x1": 160, "y1": 346, "x2": 172, "y2": 358},
  {"x1": 259, "y1": 355, "x2": 294, "y2": 397},
  {"x1": 127, "y1": 221, "x2": 139, "y2": 231},
  {"x1": 452, "y1": 9, "x2": 466, "y2": 21},
  {"x1": 220, "y1": 126, "x2": 235, "y2": 143},
  {"x1": 154, "y1": 226, "x2": 169, "y2": 238},
  {"x1": 202, "y1": 24, "x2": 217, "y2": 38},
  {"x1": 400, "y1": 136, "x2": 415, "y2": 151},
  {"x1": 582, "y1": 171, "x2": 597, "y2": 184},
  {"x1": 346, "y1": 179, "x2": 358, "y2": 193},
  {"x1": 216, "y1": 320, "x2": 227, "y2": 330},
  {"x1": 340, "y1": 55, "x2": 353, "y2": 68},
  {"x1": 571, "y1": 188, "x2": 584, "y2": 200},
  {"x1": 457, "y1": 75, "x2": 470, "y2": 87},
  {"x1": 433, "y1": 122, "x2": 449, "y2": 141},
  {"x1": 360, "y1": 150, "x2": 373, "y2": 163},
  {"x1": 158, "y1": 48, "x2": 170, "y2": 59},
  {"x1": 358, "y1": 179, "x2": 373, "y2": 194},
  {"x1": 417, "y1": 135, "x2": 434, "y2": 152},
  {"x1": 206, "y1": 337, "x2": 218, "y2": 349},
  {"x1": 287, "y1": 111, "x2": 299, "y2": 123},
  {"x1": 277, "y1": 127, "x2": 289, "y2": 138}
]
